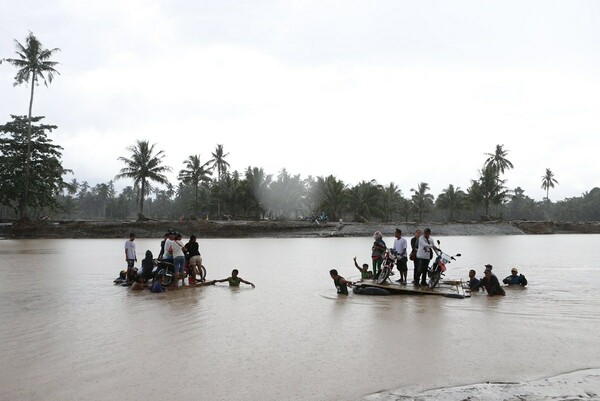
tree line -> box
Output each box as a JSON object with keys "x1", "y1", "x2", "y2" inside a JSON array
[{"x1": 1, "y1": 32, "x2": 598, "y2": 223}]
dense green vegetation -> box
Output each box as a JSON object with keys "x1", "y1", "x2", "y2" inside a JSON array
[{"x1": 1, "y1": 33, "x2": 598, "y2": 224}]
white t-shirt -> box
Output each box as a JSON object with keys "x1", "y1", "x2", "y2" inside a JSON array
[
  {"x1": 171, "y1": 240, "x2": 185, "y2": 258},
  {"x1": 125, "y1": 240, "x2": 136, "y2": 260},
  {"x1": 163, "y1": 239, "x2": 173, "y2": 259},
  {"x1": 393, "y1": 237, "x2": 408, "y2": 258},
  {"x1": 416, "y1": 236, "x2": 434, "y2": 259}
]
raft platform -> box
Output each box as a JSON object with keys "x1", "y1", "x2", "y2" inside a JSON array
[{"x1": 353, "y1": 280, "x2": 470, "y2": 299}]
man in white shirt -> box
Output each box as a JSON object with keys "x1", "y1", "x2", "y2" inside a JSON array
[
  {"x1": 416, "y1": 228, "x2": 439, "y2": 286},
  {"x1": 393, "y1": 228, "x2": 408, "y2": 284},
  {"x1": 124, "y1": 232, "x2": 137, "y2": 282}
]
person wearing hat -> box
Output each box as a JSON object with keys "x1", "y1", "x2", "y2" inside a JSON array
[
  {"x1": 371, "y1": 231, "x2": 387, "y2": 279},
  {"x1": 472, "y1": 269, "x2": 505, "y2": 296},
  {"x1": 503, "y1": 268, "x2": 528, "y2": 286},
  {"x1": 484, "y1": 264, "x2": 493, "y2": 271}
]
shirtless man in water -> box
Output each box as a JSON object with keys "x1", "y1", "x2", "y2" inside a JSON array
[{"x1": 212, "y1": 269, "x2": 255, "y2": 288}]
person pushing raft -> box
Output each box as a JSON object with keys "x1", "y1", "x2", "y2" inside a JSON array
[{"x1": 212, "y1": 269, "x2": 255, "y2": 288}]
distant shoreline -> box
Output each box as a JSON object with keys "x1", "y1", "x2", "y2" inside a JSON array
[{"x1": 2, "y1": 219, "x2": 600, "y2": 239}]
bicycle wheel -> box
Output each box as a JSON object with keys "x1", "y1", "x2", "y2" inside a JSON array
[
  {"x1": 194, "y1": 265, "x2": 206, "y2": 282},
  {"x1": 377, "y1": 266, "x2": 390, "y2": 284},
  {"x1": 428, "y1": 269, "x2": 442, "y2": 289}
]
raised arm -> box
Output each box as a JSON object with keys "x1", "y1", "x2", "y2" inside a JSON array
[{"x1": 353, "y1": 257, "x2": 361, "y2": 271}]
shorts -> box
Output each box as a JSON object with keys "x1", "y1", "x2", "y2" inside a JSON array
[
  {"x1": 127, "y1": 259, "x2": 135, "y2": 268},
  {"x1": 396, "y1": 257, "x2": 408, "y2": 272},
  {"x1": 189, "y1": 255, "x2": 203, "y2": 266},
  {"x1": 173, "y1": 256, "x2": 185, "y2": 274}
]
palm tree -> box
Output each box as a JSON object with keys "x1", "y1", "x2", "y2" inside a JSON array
[
  {"x1": 477, "y1": 163, "x2": 509, "y2": 217},
  {"x1": 178, "y1": 155, "x2": 213, "y2": 216},
  {"x1": 380, "y1": 183, "x2": 403, "y2": 222},
  {"x1": 348, "y1": 180, "x2": 383, "y2": 222},
  {"x1": 244, "y1": 167, "x2": 272, "y2": 219},
  {"x1": 541, "y1": 168, "x2": 559, "y2": 200},
  {"x1": 410, "y1": 182, "x2": 434, "y2": 221},
  {"x1": 484, "y1": 144, "x2": 514, "y2": 175},
  {"x1": 115, "y1": 140, "x2": 171, "y2": 216},
  {"x1": 317, "y1": 175, "x2": 348, "y2": 221},
  {"x1": 209, "y1": 144, "x2": 230, "y2": 181},
  {"x1": 435, "y1": 184, "x2": 466, "y2": 221},
  {"x1": 5, "y1": 32, "x2": 60, "y2": 220}
]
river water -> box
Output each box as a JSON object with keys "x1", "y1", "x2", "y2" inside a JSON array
[{"x1": 1, "y1": 235, "x2": 599, "y2": 401}]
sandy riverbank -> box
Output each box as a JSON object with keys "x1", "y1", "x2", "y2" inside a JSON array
[{"x1": 2, "y1": 219, "x2": 598, "y2": 239}]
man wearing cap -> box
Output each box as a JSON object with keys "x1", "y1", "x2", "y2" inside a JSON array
[
  {"x1": 484, "y1": 264, "x2": 493, "y2": 271},
  {"x1": 503, "y1": 268, "x2": 528, "y2": 286},
  {"x1": 472, "y1": 269, "x2": 505, "y2": 296}
]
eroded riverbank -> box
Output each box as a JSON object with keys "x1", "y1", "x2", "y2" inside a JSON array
[{"x1": 2, "y1": 219, "x2": 599, "y2": 239}]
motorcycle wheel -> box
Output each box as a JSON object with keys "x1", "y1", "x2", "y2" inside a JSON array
[
  {"x1": 194, "y1": 265, "x2": 207, "y2": 282},
  {"x1": 428, "y1": 269, "x2": 442, "y2": 289},
  {"x1": 377, "y1": 266, "x2": 390, "y2": 284}
]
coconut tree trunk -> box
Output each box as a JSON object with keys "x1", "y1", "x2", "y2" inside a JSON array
[
  {"x1": 194, "y1": 184, "x2": 198, "y2": 216},
  {"x1": 139, "y1": 180, "x2": 146, "y2": 214},
  {"x1": 21, "y1": 72, "x2": 36, "y2": 220}
]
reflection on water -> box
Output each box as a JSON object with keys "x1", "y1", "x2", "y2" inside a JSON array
[{"x1": 0, "y1": 235, "x2": 599, "y2": 401}]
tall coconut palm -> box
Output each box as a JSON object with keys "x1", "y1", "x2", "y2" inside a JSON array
[
  {"x1": 5, "y1": 32, "x2": 60, "y2": 219},
  {"x1": 541, "y1": 168, "x2": 559, "y2": 200},
  {"x1": 209, "y1": 144, "x2": 230, "y2": 181},
  {"x1": 484, "y1": 144, "x2": 514, "y2": 177},
  {"x1": 115, "y1": 140, "x2": 171, "y2": 216},
  {"x1": 178, "y1": 155, "x2": 213, "y2": 216},
  {"x1": 410, "y1": 182, "x2": 434, "y2": 221},
  {"x1": 477, "y1": 163, "x2": 508, "y2": 217}
]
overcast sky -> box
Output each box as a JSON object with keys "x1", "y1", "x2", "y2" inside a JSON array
[{"x1": 1, "y1": 0, "x2": 599, "y2": 201}]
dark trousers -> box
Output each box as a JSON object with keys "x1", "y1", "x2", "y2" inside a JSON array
[
  {"x1": 413, "y1": 259, "x2": 419, "y2": 283},
  {"x1": 417, "y1": 258, "x2": 429, "y2": 285}
]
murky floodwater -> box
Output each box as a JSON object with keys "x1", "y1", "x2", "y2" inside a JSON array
[{"x1": 1, "y1": 235, "x2": 599, "y2": 401}]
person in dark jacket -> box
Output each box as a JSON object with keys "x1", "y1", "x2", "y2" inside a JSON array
[
  {"x1": 503, "y1": 267, "x2": 527, "y2": 286},
  {"x1": 409, "y1": 229, "x2": 422, "y2": 284},
  {"x1": 468, "y1": 269, "x2": 480, "y2": 291},
  {"x1": 473, "y1": 269, "x2": 505, "y2": 296}
]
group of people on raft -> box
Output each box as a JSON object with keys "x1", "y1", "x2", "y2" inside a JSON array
[
  {"x1": 329, "y1": 228, "x2": 527, "y2": 296},
  {"x1": 120, "y1": 231, "x2": 255, "y2": 293}
]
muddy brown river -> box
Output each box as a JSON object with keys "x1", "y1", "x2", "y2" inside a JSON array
[{"x1": 1, "y1": 235, "x2": 599, "y2": 401}]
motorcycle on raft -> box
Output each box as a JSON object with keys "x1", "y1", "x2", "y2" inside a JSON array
[
  {"x1": 426, "y1": 240, "x2": 461, "y2": 289},
  {"x1": 376, "y1": 248, "x2": 398, "y2": 284},
  {"x1": 375, "y1": 241, "x2": 461, "y2": 289}
]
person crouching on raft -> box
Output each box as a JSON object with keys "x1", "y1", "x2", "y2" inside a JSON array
[{"x1": 212, "y1": 269, "x2": 255, "y2": 288}]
